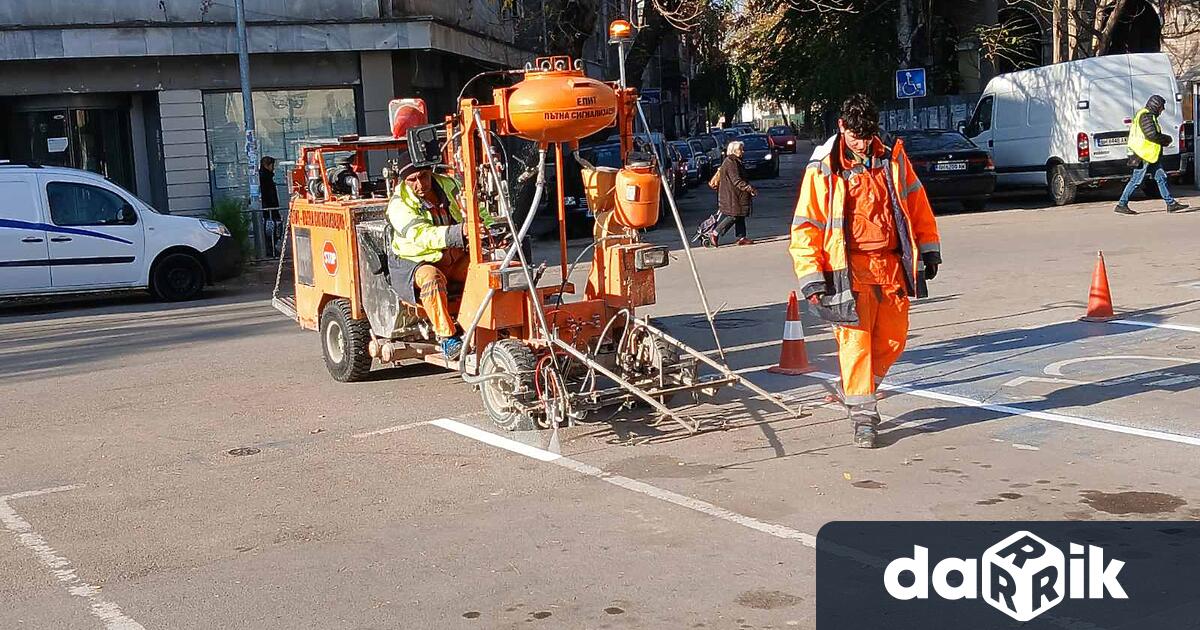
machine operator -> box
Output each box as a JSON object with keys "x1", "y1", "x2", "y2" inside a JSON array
[{"x1": 387, "y1": 155, "x2": 474, "y2": 360}]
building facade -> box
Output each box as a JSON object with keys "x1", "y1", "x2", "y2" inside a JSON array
[{"x1": 0, "y1": 1, "x2": 542, "y2": 216}]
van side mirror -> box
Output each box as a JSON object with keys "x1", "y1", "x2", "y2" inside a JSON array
[
  {"x1": 406, "y1": 123, "x2": 444, "y2": 168},
  {"x1": 119, "y1": 203, "x2": 138, "y2": 225},
  {"x1": 956, "y1": 120, "x2": 967, "y2": 134}
]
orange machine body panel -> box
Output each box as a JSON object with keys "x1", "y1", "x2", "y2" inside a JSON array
[
  {"x1": 500, "y1": 57, "x2": 618, "y2": 143},
  {"x1": 596, "y1": 243, "x2": 657, "y2": 310},
  {"x1": 290, "y1": 198, "x2": 386, "y2": 330}
]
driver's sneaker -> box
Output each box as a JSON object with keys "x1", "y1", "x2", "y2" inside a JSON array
[
  {"x1": 439, "y1": 336, "x2": 463, "y2": 360},
  {"x1": 1167, "y1": 201, "x2": 1192, "y2": 213},
  {"x1": 853, "y1": 425, "x2": 877, "y2": 449},
  {"x1": 1114, "y1": 203, "x2": 1137, "y2": 215}
]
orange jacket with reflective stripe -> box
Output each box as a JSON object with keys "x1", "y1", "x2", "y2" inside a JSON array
[{"x1": 789, "y1": 134, "x2": 940, "y2": 323}]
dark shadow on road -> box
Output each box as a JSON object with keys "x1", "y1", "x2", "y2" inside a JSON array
[{"x1": 876, "y1": 359, "x2": 1200, "y2": 448}]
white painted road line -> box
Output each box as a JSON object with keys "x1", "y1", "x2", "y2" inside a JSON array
[
  {"x1": 352, "y1": 420, "x2": 432, "y2": 439},
  {"x1": 429, "y1": 418, "x2": 819, "y2": 548},
  {"x1": 1111, "y1": 319, "x2": 1200, "y2": 334},
  {"x1": 783, "y1": 370, "x2": 1200, "y2": 448},
  {"x1": 1, "y1": 485, "x2": 147, "y2": 630}
]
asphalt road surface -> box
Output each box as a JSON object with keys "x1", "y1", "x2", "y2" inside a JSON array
[{"x1": 4, "y1": 146, "x2": 1200, "y2": 629}]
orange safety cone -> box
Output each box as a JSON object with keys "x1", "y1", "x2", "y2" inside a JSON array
[
  {"x1": 769, "y1": 291, "x2": 816, "y2": 375},
  {"x1": 1081, "y1": 250, "x2": 1117, "y2": 322}
]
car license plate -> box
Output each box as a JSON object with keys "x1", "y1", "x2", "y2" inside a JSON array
[
  {"x1": 1096, "y1": 135, "x2": 1126, "y2": 147},
  {"x1": 934, "y1": 161, "x2": 967, "y2": 172}
]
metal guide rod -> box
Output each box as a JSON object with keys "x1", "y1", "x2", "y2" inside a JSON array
[
  {"x1": 466, "y1": 116, "x2": 562, "y2": 372},
  {"x1": 634, "y1": 317, "x2": 801, "y2": 417},
  {"x1": 550, "y1": 338, "x2": 699, "y2": 433},
  {"x1": 632, "y1": 101, "x2": 725, "y2": 360},
  {"x1": 458, "y1": 141, "x2": 549, "y2": 375}
]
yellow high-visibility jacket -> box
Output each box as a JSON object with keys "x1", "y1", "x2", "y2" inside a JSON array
[
  {"x1": 1127, "y1": 108, "x2": 1164, "y2": 163},
  {"x1": 387, "y1": 173, "x2": 465, "y2": 263},
  {"x1": 789, "y1": 135, "x2": 941, "y2": 323}
]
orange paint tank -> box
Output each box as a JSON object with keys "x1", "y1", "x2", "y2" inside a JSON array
[
  {"x1": 612, "y1": 162, "x2": 661, "y2": 229},
  {"x1": 503, "y1": 56, "x2": 618, "y2": 143}
]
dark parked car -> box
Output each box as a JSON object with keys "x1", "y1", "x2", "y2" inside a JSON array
[
  {"x1": 667, "y1": 142, "x2": 690, "y2": 195},
  {"x1": 720, "y1": 129, "x2": 741, "y2": 147},
  {"x1": 689, "y1": 136, "x2": 720, "y2": 177},
  {"x1": 514, "y1": 147, "x2": 591, "y2": 239},
  {"x1": 738, "y1": 133, "x2": 779, "y2": 179},
  {"x1": 672, "y1": 140, "x2": 703, "y2": 186},
  {"x1": 766, "y1": 125, "x2": 798, "y2": 153},
  {"x1": 1179, "y1": 120, "x2": 1194, "y2": 182},
  {"x1": 893, "y1": 129, "x2": 995, "y2": 212}
]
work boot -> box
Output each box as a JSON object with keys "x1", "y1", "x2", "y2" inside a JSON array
[
  {"x1": 439, "y1": 336, "x2": 463, "y2": 360},
  {"x1": 853, "y1": 425, "x2": 877, "y2": 449},
  {"x1": 1166, "y1": 201, "x2": 1192, "y2": 213},
  {"x1": 736, "y1": 237, "x2": 754, "y2": 246},
  {"x1": 1113, "y1": 203, "x2": 1137, "y2": 215}
]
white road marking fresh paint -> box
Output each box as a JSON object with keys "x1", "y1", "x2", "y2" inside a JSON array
[
  {"x1": 1111, "y1": 319, "x2": 1200, "y2": 334},
  {"x1": 788, "y1": 370, "x2": 1200, "y2": 448},
  {"x1": 429, "y1": 418, "x2": 819, "y2": 548},
  {"x1": 1043, "y1": 355, "x2": 1191, "y2": 376},
  {"x1": 0, "y1": 485, "x2": 146, "y2": 630},
  {"x1": 352, "y1": 420, "x2": 432, "y2": 438},
  {"x1": 1003, "y1": 376, "x2": 1090, "y2": 388}
]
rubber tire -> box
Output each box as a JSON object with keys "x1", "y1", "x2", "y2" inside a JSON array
[
  {"x1": 150, "y1": 252, "x2": 206, "y2": 302},
  {"x1": 320, "y1": 298, "x2": 373, "y2": 383},
  {"x1": 961, "y1": 198, "x2": 988, "y2": 212},
  {"x1": 1048, "y1": 164, "x2": 1077, "y2": 206},
  {"x1": 479, "y1": 339, "x2": 539, "y2": 432}
]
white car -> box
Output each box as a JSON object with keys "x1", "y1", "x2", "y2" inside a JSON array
[
  {"x1": 0, "y1": 162, "x2": 241, "y2": 301},
  {"x1": 962, "y1": 52, "x2": 1182, "y2": 205}
]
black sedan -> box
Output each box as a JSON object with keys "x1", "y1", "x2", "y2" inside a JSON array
[
  {"x1": 738, "y1": 134, "x2": 779, "y2": 179},
  {"x1": 893, "y1": 129, "x2": 995, "y2": 211}
]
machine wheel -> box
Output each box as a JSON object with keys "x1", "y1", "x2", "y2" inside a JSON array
[
  {"x1": 1047, "y1": 164, "x2": 1077, "y2": 206},
  {"x1": 320, "y1": 299, "x2": 373, "y2": 382},
  {"x1": 479, "y1": 339, "x2": 540, "y2": 431},
  {"x1": 150, "y1": 252, "x2": 206, "y2": 302}
]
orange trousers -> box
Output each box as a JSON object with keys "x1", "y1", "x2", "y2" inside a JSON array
[
  {"x1": 834, "y1": 284, "x2": 909, "y2": 426},
  {"x1": 415, "y1": 249, "x2": 469, "y2": 338}
]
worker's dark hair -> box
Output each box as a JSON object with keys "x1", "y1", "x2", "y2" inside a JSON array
[
  {"x1": 260, "y1": 155, "x2": 276, "y2": 168},
  {"x1": 839, "y1": 94, "x2": 880, "y2": 139}
]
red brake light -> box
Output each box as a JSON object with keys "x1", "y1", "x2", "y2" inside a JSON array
[
  {"x1": 1180, "y1": 124, "x2": 1189, "y2": 152},
  {"x1": 1077, "y1": 132, "x2": 1090, "y2": 162}
]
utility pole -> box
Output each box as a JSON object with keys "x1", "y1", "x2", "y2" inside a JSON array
[{"x1": 235, "y1": 0, "x2": 261, "y2": 212}]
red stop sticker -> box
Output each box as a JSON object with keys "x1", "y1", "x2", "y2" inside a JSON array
[{"x1": 322, "y1": 241, "x2": 338, "y2": 275}]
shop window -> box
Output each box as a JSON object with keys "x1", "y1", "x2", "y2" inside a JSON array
[{"x1": 204, "y1": 88, "x2": 357, "y2": 206}]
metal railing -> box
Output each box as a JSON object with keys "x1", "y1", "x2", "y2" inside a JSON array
[{"x1": 242, "y1": 206, "x2": 289, "y2": 260}]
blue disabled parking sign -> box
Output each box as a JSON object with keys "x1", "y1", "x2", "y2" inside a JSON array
[{"x1": 896, "y1": 68, "x2": 927, "y2": 99}]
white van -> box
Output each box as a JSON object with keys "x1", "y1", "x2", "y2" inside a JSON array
[
  {"x1": 962, "y1": 53, "x2": 1183, "y2": 205},
  {"x1": 0, "y1": 162, "x2": 241, "y2": 301}
]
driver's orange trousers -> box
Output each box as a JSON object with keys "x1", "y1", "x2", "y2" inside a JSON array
[{"x1": 415, "y1": 249, "x2": 469, "y2": 338}]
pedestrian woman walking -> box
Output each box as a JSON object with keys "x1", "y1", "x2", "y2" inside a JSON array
[{"x1": 708, "y1": 140, "x2": 758, "y2": 247}]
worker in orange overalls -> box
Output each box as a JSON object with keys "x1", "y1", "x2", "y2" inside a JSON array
[{"x1": 789, "y1": 94, "x2": 941, "y2": 448}]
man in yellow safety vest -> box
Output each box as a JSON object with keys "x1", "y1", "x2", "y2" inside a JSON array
[{"x1": 1114, "y1": 94, "x2": 1190, "y2": 215}]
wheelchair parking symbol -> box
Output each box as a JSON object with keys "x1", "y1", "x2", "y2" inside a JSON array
[{"x1": 896, "y1": 68, "x2": 927, "y2": 99}]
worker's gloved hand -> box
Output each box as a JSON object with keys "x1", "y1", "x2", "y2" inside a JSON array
[
  {"x1": 446, "y1": 223, "x2": 466, "y2": 250},
  {"x1": 922, "y1": 251, "x2": 941, "y2": 280},
  {"x1": 1164, "y1": 136, "x2": 1173, "y2": 147},
  {"x1": 806, "y1": 293, "x2": 824, "y2": 306}
]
